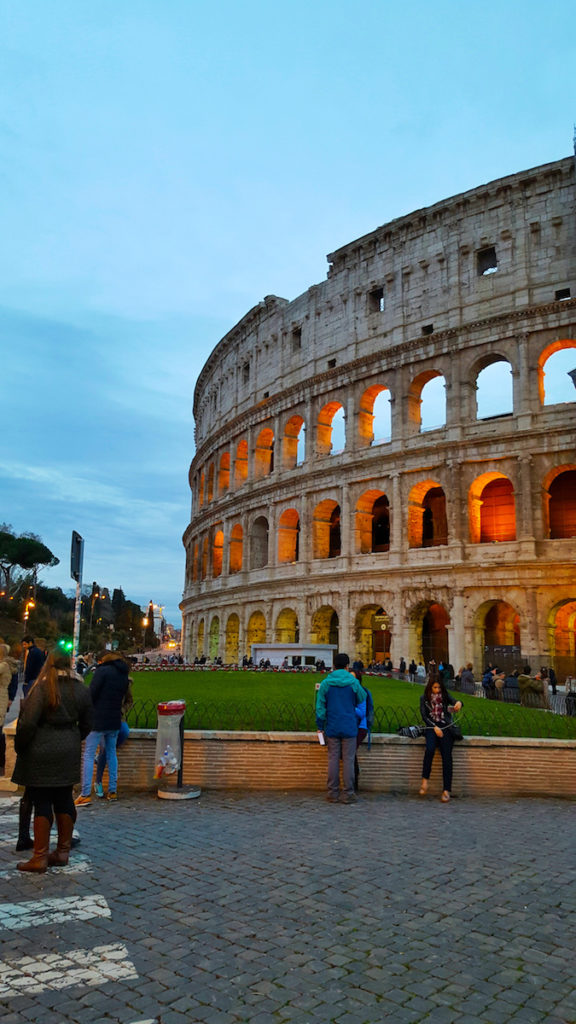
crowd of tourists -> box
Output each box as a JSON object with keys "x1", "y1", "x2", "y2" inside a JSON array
[{"x1": 0, "y1": 635, "x2": 132, "y2": 874}]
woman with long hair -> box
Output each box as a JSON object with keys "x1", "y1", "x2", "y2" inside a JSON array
[
  {"x1": 419, "y1": 677, "x2": 462, "y2": 803},
  {"x1": 11, "y1": 650, "x2": 92, "y2": 872}
]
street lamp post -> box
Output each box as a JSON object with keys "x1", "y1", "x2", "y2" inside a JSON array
[
  {"x1": 142, "y1": 617, "x2": 149, "y2": 654},
  {"x1": 88, "y1": 591, "x2": 100, "y2": 649}
]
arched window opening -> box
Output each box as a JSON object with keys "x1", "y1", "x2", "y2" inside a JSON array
[
  {"x1": 197, "y1": 618, "x2": 205, "y2": 660},
  {"x1": 275, "y1": 608, "x2": 299, "y2": 644},
  {"x1": 372, "y1": 496, "x2": 390, "y2": 552},
  {"x1": 550, "y1": 600, "x2": 576, "y2": 683},
  {"x1": 209, "y1": 616, "x2": 219, "y2": 661},
  {"x1": 218, "y1": 453, "x2": 230, "y2": 495},
  {"x1": 254, "y1": 428, "x2": 274, "y2": 480},
  {"x1": 250, "y1": 516, "x2": 269, "y2": 569},
  {"x1": 420, "y1": 376, "x2": 446, "y2": 432},
  {"x1": 229, "y1": 524, "x2": 243, "y2": 573},
  {"x1": 207, "y1": 464, "x2": 215, "y2": 502},
  {"x1": 192, "y1": 542, "x2": 199, "y2": 582},
  {"x1": 212, "y1": 529, "x2": 224, "y2": 577},
  {"x1": 234, "y1": 440, "x2": 248, "y2": 488},
  {"x1": 408, "y1": 483, "x2": 447, "y2": 548},
  {"x1": 317, "y1": 401, "x2": 345, "y2": 456},
  {"x1": 480, "y1": 478, "x2": 516, "y2": 543},
  {"x1": 477, "y1": 600, "x2": 521, "y2": 675},
  {"x1": 549, "y1": 470, "x2": 576, "y2": 538},
  {"x1": 282, "y1": 415, "x2": 305, "y2": 470},
  {"x1": 313, "y1": 499, "x2": 341, "y2": 558},
  {"x1": 476, "y1": 360, "x2": 513, "y2": 419},
  {"x1": 198, "y1": 472, "x2": 205, "y2": 508},
  {"x1": 225, "y1": 614, "x2": 240, "y2": 664},
  {"x1": 201, "y1": 537, "x2": 209, "y2": 579},
  {"x1": 246, "y1": 610, "x2": 266, "y2": 657},
  {"x1": 538, "y1": 341, "x2": 576, "y2": 405},
  {"x1": 278, "y1": 509, "x2": 300, "y2": 563},
  {"x1": 355, "y1": 605, "x2": 392, "y2": 665},
  {"x1": 358, "y1": 385, "x2": 391, "y2": 447},
  {"x1": 422, "y1": 603, "x2": 450, "y2": 666},
  {"x1": 311, "y1": 606, "x2": 339, "y2": 648}
]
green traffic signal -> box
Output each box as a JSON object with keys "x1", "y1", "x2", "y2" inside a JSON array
[{"x1": 58, "y1": 638, "x2": 74, "y2": 652}]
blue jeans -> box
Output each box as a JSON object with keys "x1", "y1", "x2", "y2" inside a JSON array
[
  {"x1": 96, "y1": 721, "x2": 129, "y2": 783},
  {"x1": 82, "y1": 730, "x2": 119, "y2": 795},
  {"x1": 422, "y1": 729, "x2": 454, "y2": 792}
]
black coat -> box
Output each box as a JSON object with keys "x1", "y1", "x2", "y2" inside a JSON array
[
  {"x1": 24, "y1": 644, "x2": 46, "y2": 685},
  {"x1": 12, "y1": 673, "x2": 93, "y2": 787},
  {"x1": 90, "y1": 657, "x2": 130, "y2": 731}
]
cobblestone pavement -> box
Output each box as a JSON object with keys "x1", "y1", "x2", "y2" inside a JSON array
[{"x1": 0, "y1": 789, "x2": 575, "y2": 1024}]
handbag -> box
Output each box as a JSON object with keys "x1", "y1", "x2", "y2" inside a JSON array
[
  {"x1": 398, "y1": 724, "x2": 426, "y2": 738},
  {"x1": 450, "y1": 723, "x2": 463, "y2": 741}
]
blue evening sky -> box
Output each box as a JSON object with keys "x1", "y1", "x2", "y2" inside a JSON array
[{"x1": 1, "y1": 0, "x2": 575, "y2": 625}]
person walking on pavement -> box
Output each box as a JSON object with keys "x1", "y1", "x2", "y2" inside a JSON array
[
  {"x1": 21, "y1": 635, "x2": 46, "y2": 697},
  {"x1": 75, "y1": 652, "x2": 130, "y2": 805},
  {"x1": 12, "y1": 650, "x2": 92, "y2": 872},
  {"x1": 315, "y1": 652, "x2": 366, "y2": 804}
]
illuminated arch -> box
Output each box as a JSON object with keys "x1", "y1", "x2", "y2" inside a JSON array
[
  {"x1": 547, "y1": 599, "x2": 576, "y2": 682},
  {"x1": 538, "y1": 339, "x2": 576, "y2": 405},
  {"x1": 281, "y1": 415, "x2": 305, "y2": 470},
  {"x1": 358, "y1": 384, "x2": 391, "y2": 447},
  {"x1": 278, "y1": 508, "x2": 300, "y2": 563},
  {"x1": 543, "y1": 465, "x2": 576, "y2": 539},
  {"x1": 317, "y1": 401, "x2": 345, "y2": 456},
  {"x1": 354, "y1": 490, "x2": 389, "y2": 554},
  {"x1": 313, "y1": 499, "x2": 341, "y2": 558},
  {"x1": 206, "y1": 463, "x2": 215, "y2": 502},
  {"x1": 218, "y1": 452, "x2": 230, "y2": 495},
  {"x1": 198, "y1": 471, "x2": 205, "y2": 508},
  {"x1": 355, "y1": 604, "x2": 392, "y2": 664},
  {"x1": 229, "y1": 524, "x2": 243, "y2": 573},
  {"x1": 212, "y1": 528, "x2": 224, "y2": 578},
  {"x1": 201, "y1": 536, "x2": 209, "y2": 579},
  {"x1": 250, "y1": 516, "x2": 269, "y2": 569},
  {"x1": 209, "y1": 615, "x2": 220, "y2": 660},
  {"x1": 311, "y1": 606, "x2": 339, "y2": 647},
  {"x1": 474, "y1": 599, "x2": 521, "y2": 673},
  {"x1": 468, "y1": 472, "x2": 516, "y2": 544},
  {"x1": 192, "y1": 541, "x2": 199, "y2": 582},
  {"x1": 408, "y1": 599, "x2": 450, "y2": 665},
  {"x1": 407, "y1": 370, "x2": 446, "y2": 434},
  {"x1": 197, "y1": 618, "x2": 205, "y2": 659},
  {"x1": 234, "y1": 439, "x2": 248, "y2": 488},
  {"x1": 246, "y1": 610, "x2": 266, "y2": 656},
  {"x1": 275, "y1": 607, "x2": 299, "y2": 643},
  {"x1": 408, "y1": 479, "x2": 447, "y2": 548},
  {"x1": 225, "y1": 613, "x2": 240, "y2": 663},
  {"x1": 254, "y1": 427, "x2": 274, "y2": 480}
]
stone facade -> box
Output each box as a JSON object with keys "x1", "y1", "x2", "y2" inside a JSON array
[{"x1": 181, "y1": 156, "x2": 576, "y2": 678}]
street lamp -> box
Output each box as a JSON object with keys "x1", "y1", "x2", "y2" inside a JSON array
[
  {"x1": 88, "y1": 591, "x2": 100, "y2": 648},
  {"x1": 142, "y1": 617, "x2": 149, "y2": 653},
  {"x1": 23, "y1": 598, "x2": 35, "y2": 622}
]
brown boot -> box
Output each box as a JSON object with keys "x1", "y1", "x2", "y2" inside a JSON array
[
  {"x1": 17, "y1": 816, "x2": 51, "y2": 873},
  {"x1": 47, "y1": 814, "x2": 74, "y2": 867}
]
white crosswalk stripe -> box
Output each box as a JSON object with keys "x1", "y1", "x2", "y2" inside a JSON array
[
  {"x1": 0, "y1": 895, "x2": 111, "y2": 931},
  {"x1": 0, "y1": 942, "x2": 138, "y2": 995}
]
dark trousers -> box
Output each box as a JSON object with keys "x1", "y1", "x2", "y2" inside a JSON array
[
  {"x1": 27, "y1": 786, "x2": 76, "y2": 822},
  {"x1": 422, "y1": 730, "x2": 454, "y2": 792}
]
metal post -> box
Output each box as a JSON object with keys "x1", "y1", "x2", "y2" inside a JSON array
[
  {"x1": 177, "y1": 714, "x2": 184, "y2": 789},
  {"x1": 71, "y1": 577, "x2": 82, "y2": 671}
]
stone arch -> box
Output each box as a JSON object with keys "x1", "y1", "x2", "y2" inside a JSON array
[
  {"x1": 225, "y1": 613, "x2": 240, "y2": 663},
  {"x1": 408, "y1": 600, "x2": 450, "y2": 666},
  {"x1": 278, "y1": 508, "x2": 300, "y2": 563},
  {"x1": 198, "y1": 471, "x2": 205, "y2": 508},
  {"x1": 543, "y1": 466, "x2": 576, "y2": 539},
  {"x1": 197, "y1": 618, "x2": 205, "y2": 659},
  {"x1": 408, "y1": 479, "x2": 447, "y2": 548},
  {"x1": 281, "y1": 414, "x2": 305, "y2": 470},
  {"x1": 246, "y1": 610, "x2": 266, "y2": 657},
  {"x1": 358, "y1": 384, "x2": 391, "y2": 447},
  {"x1": 234, "y1": 439, "x2": 248, "y2": 488},
  {"x1": 354, "y1": 489, "x2": 390, "y2": 554},
  {"x1": 207, "y1": 463, "x2": 215, "y2": 502},
  {"x1": 538, "y1": 339, "x2": 576, "y2": 405},
  {"x1": 468, "y1": 471, "x2": 516, "y2": 544},
  {"x1": 229, "y1": 524, "x2": 243, "y2": 573},
  {"x1": 201, "y1": 536, "x2": 209, "y2": 579},
  {"x1": 474, "y1": 354, "x2": 514, "y2": 419},
  {"x1": 407, "y1": 370, "x2": 446, "y2": 434},
  {"x1": 209, "y1": 615, "x2": 220, "y2": 660},
  {"x1": 317, "y1": 401, "x2": 345, "y2": 456},
  {"x1": 192, "y1": 541, "x2": 199, "y2": 582},
  {"x1": 547, "y1": 598, "x2": 576, "y2": 683},
  {"x1": 212, "y1": 528, "x2": 224, "y2": 578},
  {"x1": 355, "y1": 604, "x2": 392, "y2": 665},
  {"x1": 254, "y1": 427, "x2": 274, "y2": 480},
  {"x1": 275, "y1": 607, "x2": 299, "y2": 643},
  {"x1": 311, "y1": 605, "x2": 339, "y2": 647},
  {"x1": 473, "y1": 599, "x2": 521, "y2": 675},
  {"x1": 218, "y1": 452, "x2": 230, "y2": 495},
  {"x1": 313, "y1": 499, "x2": 341, "y2": 558},
  {"x1": 250, "y1": 516, "x2": 269, "y2": 569}
]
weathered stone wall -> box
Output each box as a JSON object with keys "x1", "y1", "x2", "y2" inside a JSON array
[{"x1": 182, "y1": 156, "x2": 576, "y2": 674}]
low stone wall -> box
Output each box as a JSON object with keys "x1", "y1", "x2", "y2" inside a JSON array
[{"x1": 4, "y1": 728, "x2": 575, "y2": 798}]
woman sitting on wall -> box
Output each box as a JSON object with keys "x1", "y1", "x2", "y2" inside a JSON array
[{"x1": 419, "y1": 678, "x2": 462, "y2": 804}]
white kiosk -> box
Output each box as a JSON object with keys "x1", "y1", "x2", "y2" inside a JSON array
[{"x1": 251, "y1": 642, "x2": 337, "y2": 668}]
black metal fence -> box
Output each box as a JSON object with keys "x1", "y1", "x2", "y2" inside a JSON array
[{"x1": 126, "y1": 698, "x2": 576, "y2": 740}]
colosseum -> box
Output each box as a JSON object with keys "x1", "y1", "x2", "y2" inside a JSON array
[{"x1": 181, "y1": 155, "x2": 576, "y2": 680}]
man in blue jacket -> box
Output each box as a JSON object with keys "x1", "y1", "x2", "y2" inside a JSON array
[
  {"x1": 315, "y1": 652, "x2": 366, "y2": 804},
  {"x1": 75, "y1": 652, "x2": 130, "y2": 805}
]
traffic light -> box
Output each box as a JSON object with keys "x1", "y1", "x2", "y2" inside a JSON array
[
  {"x1": 70, "y1": 531, "x2": 84, "y2": 582},
  {"x1": 58, "y1": 637, "x2": 74, "y2": 653}
]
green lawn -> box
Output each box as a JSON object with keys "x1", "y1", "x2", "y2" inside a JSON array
[{"x1": 125, "y1": 670, "x2": 576, "y2": 740}]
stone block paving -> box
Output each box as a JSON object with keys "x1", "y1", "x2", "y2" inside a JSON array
[{"x1": 0, "y1": 790, "x2": 575, "y2": 1023}]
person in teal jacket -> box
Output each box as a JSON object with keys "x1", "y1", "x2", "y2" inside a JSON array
[{"x1": 315, "y1": 653, "x2": 366, "y2": 804}]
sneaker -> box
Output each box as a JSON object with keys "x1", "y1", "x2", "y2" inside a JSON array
[
  {"x1": 95, "y1": 782, "x2": 104, "y2": 799},
  {"x1": 106, "y1": 791, "x2": 118, "y2": 802},
  {"x1": 339, "y1": 794, "x2": 357, "y2": 804},
  {"x1": 74, "y1": 794, "x2": 92, "y2": 807}
]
